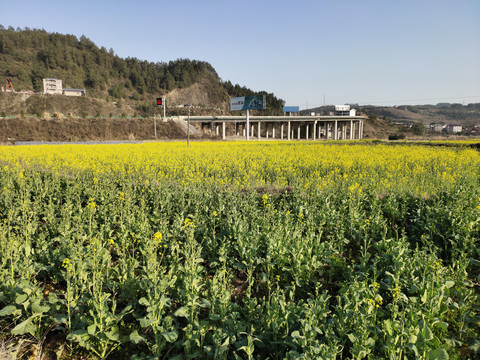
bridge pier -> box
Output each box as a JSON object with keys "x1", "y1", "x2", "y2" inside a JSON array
[{"x1": 191, "y1": 116, "x2": 365, "y2": 141}]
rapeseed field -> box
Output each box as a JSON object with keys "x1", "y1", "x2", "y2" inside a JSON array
[{"x1": 0, "y1": 141, "x2": 479, "y2": 359}]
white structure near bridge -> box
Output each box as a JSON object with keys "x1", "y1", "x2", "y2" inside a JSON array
[{"x1": 334, "y1": 105, "x2": 356, "y2": 117}]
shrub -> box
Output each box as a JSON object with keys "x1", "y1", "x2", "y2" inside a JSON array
[{"x1": 388, "y1": 133, "x2": 406, "y2": 140}]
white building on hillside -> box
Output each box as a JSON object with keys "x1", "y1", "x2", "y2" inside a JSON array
[
  {"x1": 43, "y1": 78, "x2": 86, "y2": 96},
  {"x1": 64, "y1": 88, "x2": 86, "y2": 96},
  {"x1": 43, "y1": 78, "x2": 63, "y2": 95},
  {"x1": 334, "y1": 105, "x2": 357, "y2": 116},
  {"x1": 448, "y1": 124, "x2": 462, "y2": 133}
]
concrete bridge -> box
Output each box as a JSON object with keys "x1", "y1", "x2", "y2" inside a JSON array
[{"x1": 171, "y1": 115, "x2": 366, "y2": 141}]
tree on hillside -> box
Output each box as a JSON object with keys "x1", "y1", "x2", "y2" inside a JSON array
[{"x1": 0, "y1": 27, "x2": 285, "y2": 114}]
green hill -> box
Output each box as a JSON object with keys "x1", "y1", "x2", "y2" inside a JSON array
[{"x1": 0, "y1": 26, "x2": 285, "y2": 116}]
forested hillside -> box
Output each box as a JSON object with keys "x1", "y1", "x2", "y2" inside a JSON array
[{"x1": 0, "y1": 26, "x2": 285, "y2": 115}]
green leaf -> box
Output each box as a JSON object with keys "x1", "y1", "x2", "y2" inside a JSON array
[
  {"x1": 129, "y1": 330, "x2": 146, "y2": 344},
  {"x1": 25, "y1": 243, "x2": 32, "y2": 256},
  {"x1": 291, "y1": 330, "x2": 302, "y2": 339},
  {"x1": 174, "y1": 306, "x2": 189, "y2": 318},
  {"x1": 218, "y1": 337, "x2": 230, "y2": 354},
  {"x1": 11, "y1": 318, "x2": 36, "y2": 336},
  {"x1": 0, "y1": 305, "x2": 19, "y2": 317},
  {"x1": 87, "y1": 324, "x2": 97, "y2": 335},
  {"x1": 31, "y1": 302, "x2": 50, "y2": 314},
  {"x1": 445, "y1": 280, "x2": 455, "y2": 289},
  {"x1": 162, "y1": 330, "x2": 178, "y2": 343},
  {"x1": 421, "y1": 290, "x2": 428, "y2": 303},
  {"x1": 384, "y1": 319, "x2": 393, "y2": 336},
  {"x1": 137, "y1": 294, "x2": 149, "y2": 307},
  {"x1": 53, "y1": 314, "x2": 67, "y2": 324},
  {"x1": 347, "y1": 333, "x2": 357, "y2": 343},
  {"x1": 468, "y1": 339, "x2": 480, "y2": 353},
  {"x1": 433, "y1": 321, "x2": 448, "y2": 333},
  {"x1": 15, "y1": 294, "x2": 28, "y2": 304},
  {"x1": 209, "y1": 313, "x2": 221, "y2": 321},
  {"x1": 67, "y1": 329, "x2": 89, "y2": 347},
  {"x1": 139, "y1": 316, "x2": 156, "y2": 328},
  {"x1": 384, "y1": 271, "x2": 396, "y2": 280},
  {"x1": 422, "y1": 325, "x2": 434, "y2": 342},
  {"x1": 469, "y1": 258, "x2": 480, "y2": 267},
  {"x1": 407, "y1": 343, "x2": 419, "y2": 357},
  {"x1": 122, "y1": 303, "x2": 133, "y2": 312},
  {"x1": 238, "y1": 346, "x2": 254, "y2": 356},
  {"x1": 198, "y1": 298, "x2": 211, "y2": 308},
  {"x1": 106, "y1": 328, "x2": 120, "y2": 341},
  {"x1": 427, "y1": 348, "x2": 449, "y2": 360}
]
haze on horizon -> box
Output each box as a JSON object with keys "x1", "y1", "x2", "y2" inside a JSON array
[{"x1": 1, "y1": 0, "x2": 479, "y2": 109}]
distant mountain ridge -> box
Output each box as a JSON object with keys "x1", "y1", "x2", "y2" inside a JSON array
[{"x1": 0, "y1": 26, "x2": 285, "y2": 116}]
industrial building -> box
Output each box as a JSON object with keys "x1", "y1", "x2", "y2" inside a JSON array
[
  {"x1": 334, "y1": 105, "x2": 356, "y2": 117},
  {"x1": 63, "y1": 88, "x2": 86, "y2": 96}
]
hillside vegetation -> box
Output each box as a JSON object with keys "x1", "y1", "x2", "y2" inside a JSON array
[{"x1": 0, "y1": 26, "x2": 285, "y2": 116}]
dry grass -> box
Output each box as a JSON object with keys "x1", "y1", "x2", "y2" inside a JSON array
[{"x1": 0, "y1": 340, "x2": 14, "y2": 360}]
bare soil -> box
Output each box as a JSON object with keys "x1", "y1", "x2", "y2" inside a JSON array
[{"x1": 0, "y1": 117, "x2": 210, "y2": 143}]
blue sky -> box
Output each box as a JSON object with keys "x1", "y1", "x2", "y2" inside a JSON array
[{"x1": 1, "y1": 0, "x2": 479, "y2": 108}]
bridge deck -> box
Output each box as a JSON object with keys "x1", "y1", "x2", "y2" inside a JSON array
[{"x1": 170, "y1": 115, "x2": 367, "y2": 122}]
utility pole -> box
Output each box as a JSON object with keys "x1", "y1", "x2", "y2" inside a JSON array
[{"x1": 246, "y1": 109, "x2": 250, "y2": 141}]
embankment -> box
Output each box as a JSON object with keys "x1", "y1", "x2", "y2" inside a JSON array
[{"x1": 0, "y1": 117, "x2": 207, "y2": 143}]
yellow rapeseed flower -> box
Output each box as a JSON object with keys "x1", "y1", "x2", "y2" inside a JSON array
[
  {"x1": 184, "y1": 218, "x2": 195, "y2": 228},
  {"x1": 87, "y1": 198, "x2": 96, "y2": 209},
  {"x1": 0, "y1": 142, "x2": 478, "y2": 197},
  {"x1": 262, "y1": 194, "x2": 268, "y2": 205},
  {"x1": 62, "y1": 258, "x2": 73, "y2": 272},
  {"x1": 153, "y1": 232, "x2": 163, "y2": 243}
]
